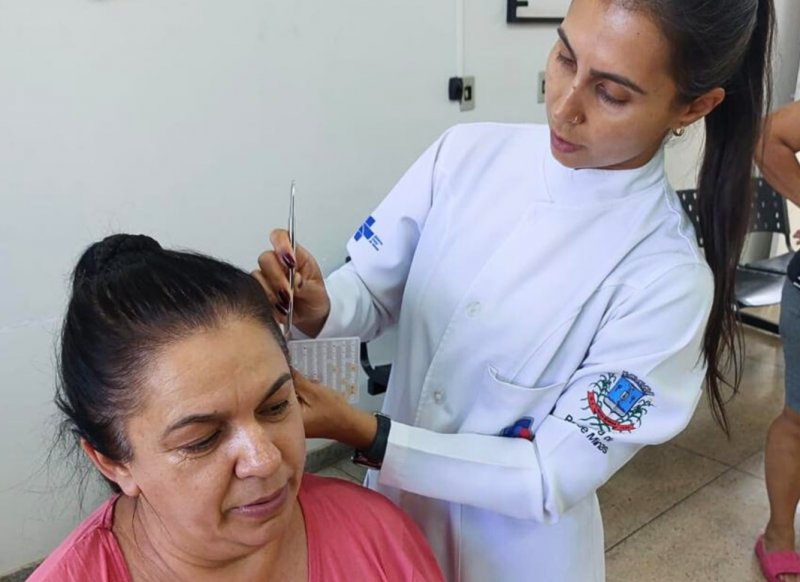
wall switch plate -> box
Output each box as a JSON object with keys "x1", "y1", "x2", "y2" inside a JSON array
[
  {"x1": 460, "y1": 76, "x2": 475, "y2": 111},
  {"x1": 537, "y1": 71, "x2": 546, "y2": 103}
]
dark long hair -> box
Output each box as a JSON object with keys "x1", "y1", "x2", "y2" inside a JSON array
[
  {"x1": 56, "y1": 234, "x2": 284, "y2": 491},
  {"x1": 632, "y1": 0, "x2": 774, "y2": 432}
]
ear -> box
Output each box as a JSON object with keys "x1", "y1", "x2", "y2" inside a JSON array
[
  {"x1": 673, "y1": 87, "x2": 726, "y2": 131},
  {"x1": 80, "y1": 439, "x2": 141, "y2": 497}
]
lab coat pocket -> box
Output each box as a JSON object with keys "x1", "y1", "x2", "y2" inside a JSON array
[{"x1": 460, "y1": 366, "x2": 565, "y2": 436}]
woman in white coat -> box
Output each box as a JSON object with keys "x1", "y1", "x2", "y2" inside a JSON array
[{"x1": 256, "y1": 1, "x2": 775, "y2": 580}]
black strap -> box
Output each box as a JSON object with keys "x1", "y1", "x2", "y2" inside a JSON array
[{"x1": 352, "y1": 413, "x2": 391, "y2": 469}]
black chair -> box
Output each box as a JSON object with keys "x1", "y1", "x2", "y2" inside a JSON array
[
  {"x1": 676, "y1": 185, "x2": 785, "y2": 335},
  {"x1": 742, "y1": 178, "x2": 795, "y2": 274},
  {"x1": 361, "y1": 342, "x2": 391, "y2": 395}
]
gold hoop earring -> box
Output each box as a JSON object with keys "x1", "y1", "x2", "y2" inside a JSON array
[{"x1": 672, "y1": 127, "x2": 685, "y2": 137}]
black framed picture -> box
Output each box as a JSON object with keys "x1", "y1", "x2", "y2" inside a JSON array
[{"x1": 507, "y1": 0, "x2": 571, "y2": 23}]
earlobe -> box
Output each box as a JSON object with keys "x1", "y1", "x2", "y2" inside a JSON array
[
  {"x1": 678, "y1": 87, "x2": 727, "y2": 127},
  {"x1": 80, "y1": 439, "x2": 141, "y2": 497}
]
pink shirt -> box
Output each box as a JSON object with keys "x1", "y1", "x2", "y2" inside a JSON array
[{"x1": 29, "y1": 473, "x2": 443, "y2": 581}]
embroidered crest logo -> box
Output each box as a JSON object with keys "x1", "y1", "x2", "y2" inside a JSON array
[
  {"x1": 580, "y1": 372, "x2": 653, "y2": 435},
  {"x1": 353, "y1": 216, "x2": 383, "y2": 251}
]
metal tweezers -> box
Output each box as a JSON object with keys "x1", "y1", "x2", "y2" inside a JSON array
[{"x1": 286, "y1": 181, "x2": 297, "y2": 339}]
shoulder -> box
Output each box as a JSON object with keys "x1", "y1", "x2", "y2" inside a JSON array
[
  {"x1": 643, "y1": 260, "x2": 714, "y2": 304},
  {"x1": 300, "y1": 473, "x2": 406, "y2": 521},
  {"x1": 300, "y1": 475, "x2": 443, "y2": 580},
  {"x1": 607, "y1": 261, "x2": 714, "y2": 329},
  {"x1": 28, "y1": 497, "x2": 130, "y2": 582},
  {"x1": 608, "y1": 185, "x2": 713, "y2": 299},
  {"x1": 767, "y1": 100, "x2": 800, "y2": 150}
]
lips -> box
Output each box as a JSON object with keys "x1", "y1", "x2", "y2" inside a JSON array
[
  {"x1": 230, "y1": 484, "x2": 290, "y2": 520},
  {"x1": 550, "y1": 130, "x2": 582, "y2": 154}
]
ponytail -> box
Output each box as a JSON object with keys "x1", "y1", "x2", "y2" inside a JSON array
[
  {"x1": 697, "y1": 0, "x2": 774, "y2": 433},
  {"x1": 637, "y1": 0, "x2": 775, "y2": 433}
]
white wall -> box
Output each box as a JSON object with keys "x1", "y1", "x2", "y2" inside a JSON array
[{"x1": 0, "y1": 0, "x2": 560, "y2": 574}]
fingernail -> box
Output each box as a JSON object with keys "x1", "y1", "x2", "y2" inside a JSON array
[
  {"x1": 282, "y1": 254, "x2": 296, "y2": 269},
  {"x1": 278, "y1": 289, "x2": 291, "y2": 306}
]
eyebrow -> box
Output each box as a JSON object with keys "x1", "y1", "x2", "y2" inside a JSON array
[
  {"x1": 162, "y1": 372, "x2": 293, "y2": 438},
  {"x1": 556, "y1": 27, "x2": 647, "y2": 96}
]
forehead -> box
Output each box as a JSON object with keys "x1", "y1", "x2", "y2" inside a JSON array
[
  {"x1": 563, "y1": 0, "x2": 674, "y2": 90},
  {"x1": 138, "y1": 318, "x2": 287, "y2": 424}
]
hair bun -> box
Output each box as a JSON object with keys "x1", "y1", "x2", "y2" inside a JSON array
[{"x1": 75, "y1": 234, "x2": 162, "y2": 284}]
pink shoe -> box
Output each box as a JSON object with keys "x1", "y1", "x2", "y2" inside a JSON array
[{"x1": 756, "y1": 535, "x2": 800, "y2": 581}]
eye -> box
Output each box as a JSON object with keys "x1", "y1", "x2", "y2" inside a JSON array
[
  {"x1": 597, "y1": 85, "x2": 626, "y2": 107},
  {"x1": 556, "y1": 52, "x2": 576, "y2": 69},
  {"x1": 259, "y1": 400, "x2": 291, "y2": 419},
  {"x1": 182, "y1": 431, "x2": 221, "y2": 454}
]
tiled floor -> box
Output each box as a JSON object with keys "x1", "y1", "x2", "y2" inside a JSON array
[
  {"x1": 603, "y1": 322, "x2": 789, "y2": 582},
  {"x1": 317, "y1": 319, "x2": 790, "y2": 582}
]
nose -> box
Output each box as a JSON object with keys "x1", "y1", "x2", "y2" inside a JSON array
[
  {"x1": 551, "y1": 84, "x2": 585, "y2": 126},
  {"x1": 232, "y1": 422, "x2": 282, "y2": 480}
]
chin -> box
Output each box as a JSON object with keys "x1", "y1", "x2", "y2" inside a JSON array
[
  {"x1": 231, "y1": 504, "x2": 296, "y2": 549},
  {"x1": 550, "y1": 146, "x2": 585, "y2": 169}
]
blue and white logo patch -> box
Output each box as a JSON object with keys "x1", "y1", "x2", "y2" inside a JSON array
[
  {"x1": 579, "y1": 371, "x2": 654, "y2": 436},
  {"x1": 354, "y1": 216, "x2": 383, "y2": 251}
]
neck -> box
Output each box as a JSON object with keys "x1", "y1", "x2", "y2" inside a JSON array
[
  {"x1": 600, "y1": 141, "x2": 664, "y2": 171},
  {"x1": 113, "y1": 495, "x2": 307, "y2": 582}
]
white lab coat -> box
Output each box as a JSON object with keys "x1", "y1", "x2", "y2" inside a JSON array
[{"x1": 316, "y1": 123, "x2": 713, "y2": 581}]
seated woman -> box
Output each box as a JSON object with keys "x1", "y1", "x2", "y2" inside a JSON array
[{"x1": 30, "y1": 234, "x2": 443, "y2": 582}]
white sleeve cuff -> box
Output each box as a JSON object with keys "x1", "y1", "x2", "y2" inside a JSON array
[{"x1": 378, "y1": 421, "x2": 549, "y2": 521}]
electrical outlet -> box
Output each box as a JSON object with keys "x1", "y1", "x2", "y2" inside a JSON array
[
  {"x1": 460, "y1": 76, "x2": 475, "y2": 111},
  {"x1": 537, "y1": 71, "x2": 546, "y2": 103}
]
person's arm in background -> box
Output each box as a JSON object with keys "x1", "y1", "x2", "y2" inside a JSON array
[{"x1": 756, "y1": 100, "x2": 800, "y2": 242}]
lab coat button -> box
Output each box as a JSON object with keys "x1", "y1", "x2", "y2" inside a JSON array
[
  {"x1": 433, "y1": 391, "x2": 445, "y2": 404},
  {"x1": 466, "y1": 302, "x2": 481, "y2": 317}
]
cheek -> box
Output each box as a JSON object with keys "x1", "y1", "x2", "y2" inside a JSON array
[
  {"x1": 128, "y1": 448, "x2": 233, "y2": 525},
  {"x1": 592, "y1": 111, "x2": 666, "y2": 150},
  {"x1": 155, "y1": 462, "x2": 227, "y2": 500},
  {"x1": 277, "y1": 406, "x2": 307, "y2": 476}
]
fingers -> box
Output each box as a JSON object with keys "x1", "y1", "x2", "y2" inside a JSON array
[
  {"x1": 295, "y1": 387, "x2": 310, "y2": 407},
  {"x1": 269, "y1": 229, "x2": 296, "y2": 269},
  {"x1": 291, "y1": 367, "x2": 321, "y2": 388},
  {"x1": 291, "y1": 368, "x2": 312, "y2": 392},
  {"x1": 254, "y1": 253, "x2": 303, "y2": 319},
  {"x1": 268, "y1": 228, "x2": 320, "y2": 280},
  {"x1": 251, "y1": 270, "x2": 288, "y2": 322},
  {"x1": 291, "y1": 370, "x2": 330, "y2": 411},
  {"x1": 251, "y1": 270, "x2": 280, "y2": 309},
  {"x1": 257, "y1": 251, "x2": 292, "y2": 296},
  {"x1": 291, "y1": 371, "x2": 320, "y2": 413}
]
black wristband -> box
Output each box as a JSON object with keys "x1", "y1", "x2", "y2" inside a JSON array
[{"x1": 352, "y1": 413, "x2": 391, "y2": 469}]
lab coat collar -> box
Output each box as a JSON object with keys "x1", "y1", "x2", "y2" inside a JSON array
[{"x1": 542, "y1": 144, "x2": 666, "y2": 205}]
